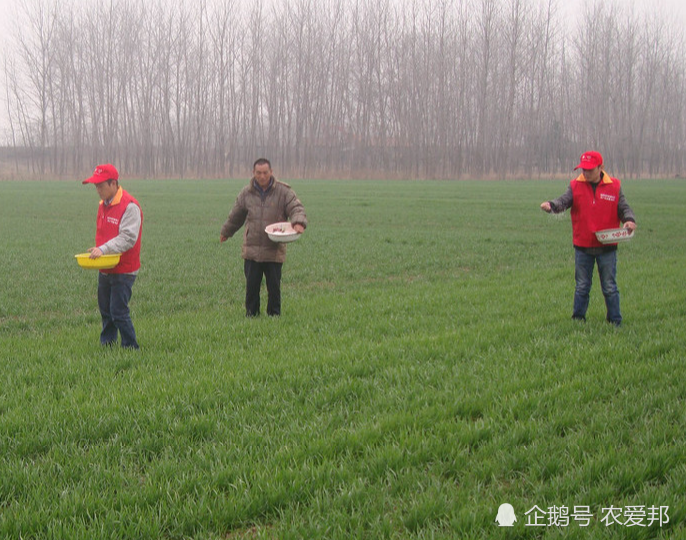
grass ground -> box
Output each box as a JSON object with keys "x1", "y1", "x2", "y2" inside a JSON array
[{"x1": 1, "y1": 178, "x2": 685, "y2": 539}]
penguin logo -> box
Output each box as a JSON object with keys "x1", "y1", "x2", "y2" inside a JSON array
[{"x1": 495, "y1": 503, "x2": 517, "y2": 526}]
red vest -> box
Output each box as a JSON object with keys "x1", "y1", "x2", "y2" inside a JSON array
[
  {"x1": 570, "y1": 173, "x2": 621, "y2": 248},
  {"x1": 96, "y1": 188, "x2": 143, "y2": 274}
]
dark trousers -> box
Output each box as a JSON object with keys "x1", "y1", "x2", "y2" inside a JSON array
[
  {"x1": 97, "y1": 272, "x2": 139, "y2": 348},
  {"x1": 244, "y1": 260, "x2": 283, "y2": 316}
]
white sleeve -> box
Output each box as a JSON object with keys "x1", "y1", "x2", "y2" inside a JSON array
[{"x1": 99, "y1": 204, "x2": 141, "y2": 254}]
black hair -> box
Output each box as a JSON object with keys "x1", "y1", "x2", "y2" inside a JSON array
[{"x1": 253, "y1": 158, "x2": 271, "y2": 169}]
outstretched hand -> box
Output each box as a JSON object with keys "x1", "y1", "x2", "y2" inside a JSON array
[{"x1": 540, "y1": 202, "x2": 552, "y2": 213}]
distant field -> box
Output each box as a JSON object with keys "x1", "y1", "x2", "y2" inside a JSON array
[{"x1": 1, "y1": 178, "x2": 684, "y2": 539}]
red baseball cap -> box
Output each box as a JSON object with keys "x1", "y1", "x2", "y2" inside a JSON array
[
  {"x1": 83, "y1": 164, "x2": 119, "y2": 184},
  {"x1": 574, "y1": 151, "x2": 603, "y2": 170}
]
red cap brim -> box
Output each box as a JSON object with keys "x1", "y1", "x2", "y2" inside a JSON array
[{"x1": 82, "y1": 176, "x2": 108, "y2": 184}]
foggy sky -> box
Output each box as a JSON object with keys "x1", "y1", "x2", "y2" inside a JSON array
[{"x1": 1, "y1": 0, "x2": 685, "y2": 142}]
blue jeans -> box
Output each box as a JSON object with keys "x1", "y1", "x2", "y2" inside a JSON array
[
  {"x1": 98, "y1": 273, "x2": 139, "y2": 348},
  {"x1": 573, "y1": 248, "x2": 621, "y2": 324}
]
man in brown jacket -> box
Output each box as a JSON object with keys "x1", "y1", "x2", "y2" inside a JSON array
[{"x1": 220, "y1": 158, "x2": 307, "y2": 316}]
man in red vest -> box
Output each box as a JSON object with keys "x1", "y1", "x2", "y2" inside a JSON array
[
  {"x1": 82, "y1": 164, "x2": 143, "y2": 348},
  {"x1": 540, "y1": 151, "x2": 636, "y2": 326}
]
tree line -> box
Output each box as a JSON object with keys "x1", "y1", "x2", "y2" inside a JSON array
[{"x1": 3, "y1": 0, "x2": 685, "y2": 179}]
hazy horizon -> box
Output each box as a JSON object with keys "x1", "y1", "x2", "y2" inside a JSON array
[
  {"x1": 1, "y1": 0, "x2": 684, "y2": 142},
  {"x1": 1, "y1": 0, "x2": 684, "y2": 180}
]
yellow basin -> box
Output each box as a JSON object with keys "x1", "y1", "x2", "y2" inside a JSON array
[{"x1": 75, "y1": 253, "x2": 121, "y2": 270}]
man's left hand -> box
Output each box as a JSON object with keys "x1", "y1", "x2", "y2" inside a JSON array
[
  {"x1": 623, "y1": 222, "x2": 637, "y2": 232},
  {"x1": 293, "y1": 224, "x2": 305, "y2": 234},
  {"x1": 88, "y1": 247, "x2": 103, "y2": 259}
]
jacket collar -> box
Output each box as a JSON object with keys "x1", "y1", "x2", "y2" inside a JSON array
[
  {"x1": 252, "y1": 176, "x2": 275, "y2": 194},
  {"x1": 100, "y1": 186, "x2": 124, "y2": 206},
  {"x1": 575, "y1": 170, "x2": 612, "y2": 184}
]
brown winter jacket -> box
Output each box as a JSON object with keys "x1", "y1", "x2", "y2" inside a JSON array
[{"x1": 220, "y1": 177, "x2": 308, "y2": 263}]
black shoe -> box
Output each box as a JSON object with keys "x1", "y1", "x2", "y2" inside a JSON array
[{"x1": 572, "y1": 315, "x2": 586, "y2": 323}]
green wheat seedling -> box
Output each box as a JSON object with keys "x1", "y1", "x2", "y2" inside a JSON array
[{"x1": 0, "y1": 179, "x2": 684, "y2": 539}]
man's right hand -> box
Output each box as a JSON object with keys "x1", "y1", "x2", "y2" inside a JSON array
[
  {"x1": 220, "y1": 235, "x2": 228, "y2": 243},
  {"x1": 540, "y1": 202, "x2": 552, "y2": 213}
]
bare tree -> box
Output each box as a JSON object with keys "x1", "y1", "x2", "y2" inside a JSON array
[
  {"x1": 13, "y1": 0, "x2": 60, "y2": 174},
  {"x1": 3, "y1": 0, "x2": 686, "y2": 179}
]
